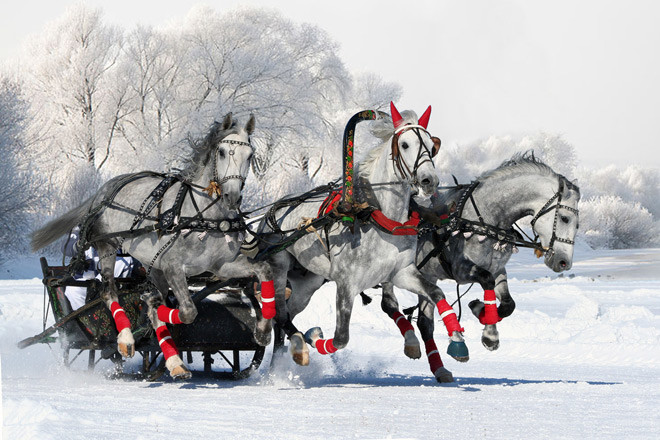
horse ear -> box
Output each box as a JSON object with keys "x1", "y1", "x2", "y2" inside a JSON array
[
  {"x1": 431, "y1": 136, "x2": 441, "y2": 157},
  {"x1": 390, "y1": 101, "x2": 404, "y2": 130},
  {"x1": 418, "y1": 105, "x2": 432, "y2": 129},
  {"x1": 222, "y1": 112, "x2": 233, "y2": 130},
  {"x1": 245, "y1": 114, "x2": 255, "y2": 135}
]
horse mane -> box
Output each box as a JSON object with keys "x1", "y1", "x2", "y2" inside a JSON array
[
  {"x1": 359, "y1": 110, "x2": 419, "y2": 179},
  {"x1": 477, "y1": 151, "x2": 557, "y2": 182},
  {"x1": 178, "y1": 120, "x2": 241, "y2": 180}
]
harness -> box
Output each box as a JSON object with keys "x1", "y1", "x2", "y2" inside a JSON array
[
  {"x1": 416, "y1": 176, "x2": 580, "y2": 270},
  {"x1": 72, "y1": 139, "x2": 250, "y2": 275}
]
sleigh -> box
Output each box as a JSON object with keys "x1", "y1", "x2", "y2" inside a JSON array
[{"x1": 18, "y1": 257, "x2": 266, "y2": 380}]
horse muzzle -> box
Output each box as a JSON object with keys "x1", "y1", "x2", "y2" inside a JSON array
[
  {"x1": 415, "y1": 172, "x2": 439, "y2": 198},
  {"x1": 221, "y1": 181, "x2": 242, "y2": 210},
  {"x1": 545, "y1": 250, "x2": 573, "y2": 273}
]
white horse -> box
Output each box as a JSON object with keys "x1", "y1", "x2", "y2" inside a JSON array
[
  {"x1": 379, "y1": 153, "x2": 581, "y2": 381},
  {"x1": 262, "y1": 103, "x2": 465, "y2": 382},
  {"x1": 31, "y1": 113, "x2": 276, "y2": 379}
]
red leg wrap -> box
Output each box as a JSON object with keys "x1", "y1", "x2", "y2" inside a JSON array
[
  {"x1": 391, "y1": 311, "x2": 414, "y2": 336},
  {"x1": 260, "y1": 280, "x2": 276, "y2": 319},
  {"x1": 436, "y1": 299, "x2": 464, "y2": 336},
  {"x1": 424, "y1": 339, "x2": 444, "y2": 372},
  {"x1": 110, "y1": 301, "x2": 131, "y2": 333},
  {"x1": 155, "y1": 325, "x2": 179, "y2": 360},
  {"x1": 315, "y1": 338, "x2": 338, "y2": 355},
  {"x1": 157, "y1": 305, "x2": 183, "y2": 324},
  {"x1": 479, "y1": 289, "x2": 502, "y2": 325}
]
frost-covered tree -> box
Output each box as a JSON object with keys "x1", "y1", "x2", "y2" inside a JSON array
[
  {"x1": 438, "y1": 132, "x2": 578, "y2": 185},
  {"x1": 579, "y1": 195, "x2": 658, "y2": 249},
  {"x1": 0, "y1": 78, "x2": 42, "y2": 262},
  {"x1": 23, "y1": 4, "x2": 123, "y2": 210},
  {"x1": 14, "y1": 4, "x2": 401, "y2": 219}
]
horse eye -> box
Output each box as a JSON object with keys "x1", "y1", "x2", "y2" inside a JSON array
[
  {"x1": 218, "y1": 148, "x2": 226, "y2": 158},
  {"x1": 401, "y1": 142, "x2": 409, "y2": 150},
  {"x1": 561, "y1": 215, "x2": 570, "y2": 224}
]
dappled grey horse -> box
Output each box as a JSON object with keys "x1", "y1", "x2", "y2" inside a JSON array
[
  {"x1": 380, "y1": 153, "x2": 581, "y2": 381},
  {"x1": 261, "y1": 103, "x2": 466, "y2": 380},
  {"x1": 31, "y1": 113, "x2": 276, "y2": 379}
]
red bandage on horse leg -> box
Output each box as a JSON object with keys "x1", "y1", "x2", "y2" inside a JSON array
[
  {"x1": 436, "y1": 299, "x2": 464, "y2": 336},
  {"x1": 391, "y1": 311, "x2": 414, "y2": 336},
  {"x1": 157, "y1": 305, "x2": 183, "y2": 324},
  {"x1": 424, "y1": 339, "x2": 444, "y2": 372},
  {"x1": 479, "y1": 289, "x2": 502, "y2": 325},
  {"x1": 155, "y1": 325, "x2": 179, "y2": 360},
  {"x1": 315, "y1": 338, "x2": 338, "y2": 355},
  {"x1": 260, "y1": 280, "x2": 276, "y2": 319},
  {"x1": 110, "y1": 301, "x2": 131, "y2": 332}
]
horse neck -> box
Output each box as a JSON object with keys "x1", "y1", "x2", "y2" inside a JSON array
[
  {"x1": 467, "y1": 170, "x2": 559, "y2": 228},
  {"x1": 361, "y1": 142, "x2": 412, "y2": 222}
]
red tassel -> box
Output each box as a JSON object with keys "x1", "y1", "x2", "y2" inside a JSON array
[
  {"x1": 156, "y1": 325, "x2": 178, "y2": 359},
  {"x1": 391, "y1": 311, "x2": 414, "y2": 336},
  {"x1": 260, "y1": 280, "x2": 276, "y2": 319},
  {"x1": 110, "y1": 301, "x2": 131, "y2": 332},
  {"x1": 418, "y1": 105, "x2": 432, "y2": 129},
  {"x1": 436, "y1": 299, "x2": 464, "y2": 336},
  {"x1": 157, "y1": 305, "x2": 183, "y2": 324}
]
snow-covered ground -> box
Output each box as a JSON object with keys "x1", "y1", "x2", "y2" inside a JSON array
[{"x1": 2, "y1": 247, "x2": 660, "y2": 439}]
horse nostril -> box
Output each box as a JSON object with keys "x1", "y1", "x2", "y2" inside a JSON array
[{"x1": 421, "y1": 178, "x2": 431, "y2": 186}]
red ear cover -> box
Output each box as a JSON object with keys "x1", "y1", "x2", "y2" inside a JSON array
[
  {"x1": 390, "y1": 101, "x2": 405, "y2": 129},
  {"x1": 418, "y1": 105, "x2": 431, "y2": 129}
]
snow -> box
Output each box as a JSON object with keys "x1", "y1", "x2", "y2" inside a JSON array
[{"x1": 2, "y1": 248, "x2": 660, "y2": 439}]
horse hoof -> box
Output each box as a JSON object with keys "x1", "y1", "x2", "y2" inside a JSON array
[
  {"x1": 433, "y1": 367, "x2": 454, "y2": 383},
  {"x1": 303, "y1": 327, "x2": 324, "y2": 345},
  {"x1": 403, "y1": 330, "x2": 421, "y2": 359},
  {"x1": 447, "y1": 340, "x2": 469, "y2": 363},
  {"x1": 117, "y1": 328, "x2": 135, "y2": 358},
  {"x1": 482, "y1": 336, "x2": 500, "y2": 351},
  {"x1": 254, "y1": 329, "x2": 271, "y2": 347},
  {"x1": 117, "y1": 343, "x2": 134, "y2": 358},
  {"x1": 404, "y1": 344, "x2": 422, "y2": 360},
  {"x1": 166, "y1": 356, "x2": 192, "y2": 380},
  {"x1": 290, "y1": 332, "x2": 309, "y2": 366},
  {"x1": 170, "y1": 365, "x2": 192, "y2": 380}
]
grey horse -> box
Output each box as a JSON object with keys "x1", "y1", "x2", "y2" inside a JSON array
[
  {"x1": 31, "y1": 113, "x2": 276, "y2": 379},
  {"x1": 262, "y1": 104, "x2": 466, "y2": 381},
  {"x1": 379, "y1": 153, "x2": 581, "y2": 381}
]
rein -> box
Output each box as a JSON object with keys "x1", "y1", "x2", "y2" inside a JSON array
[{"x1": 418, "y1": 175, "x2": 580, "y2": 272}]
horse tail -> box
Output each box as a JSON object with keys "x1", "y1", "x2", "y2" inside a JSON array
[{"x1": 30, "y1": 197, "x2": 95, "y2": 251}]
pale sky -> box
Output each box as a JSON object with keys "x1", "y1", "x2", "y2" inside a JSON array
[{"x1": 2, "y1": 0, "x2": 659, "y2": 169}]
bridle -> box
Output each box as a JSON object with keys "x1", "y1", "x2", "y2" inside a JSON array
[
  {"x1": 390, "y1": 124, "x2": 440, "y2": 188},
  {"x1": 209, "y1": 138, "x2": 252, "y2": 195},
  {"x1": 530, "y1": 177, "x2": 580, "y2": 256}
]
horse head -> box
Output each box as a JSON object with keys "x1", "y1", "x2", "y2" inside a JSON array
[
  {"x1": 206, "y1": 112, "x2": 255, "y2": 210},
  {"x1": 389, "y1": 102, "x2": 440, "y2": 197},
  {"x1": 531, "y1": 177, "x2": 581, "y2": 272}
]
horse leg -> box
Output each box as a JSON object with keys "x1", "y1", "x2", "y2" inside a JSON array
[
  {"x1": 417, "y1": 298, "x2": 453, "y2": 383},
  {"x1": 305, "y1": 281, "x2": 355, "y2": 355},
  {"x1": 147, "y1": 268, "x2": 191, "y2": 379},
  {"x1": 464, "y1": 266, "x2": 504, "y2": 351},
  {"x1": 95, "y1": 242, "x2": 134, "y2": 358},
  {"x1": 381, "y1": 282, "x2": 421, "y2": 359},
  {"x1": 284, "y1": 266, "x2": 327, "y2": 366},
  {"x1": 216, "y1": 256, "x2": 276, "y2": 346},
  {"x1": 392, "y1": 265, "x2": 469, "y2": 362}
]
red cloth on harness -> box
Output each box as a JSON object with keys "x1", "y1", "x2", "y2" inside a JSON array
[{"x1": 317, "y1": 189, "x2": 420, "y2": 235}]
